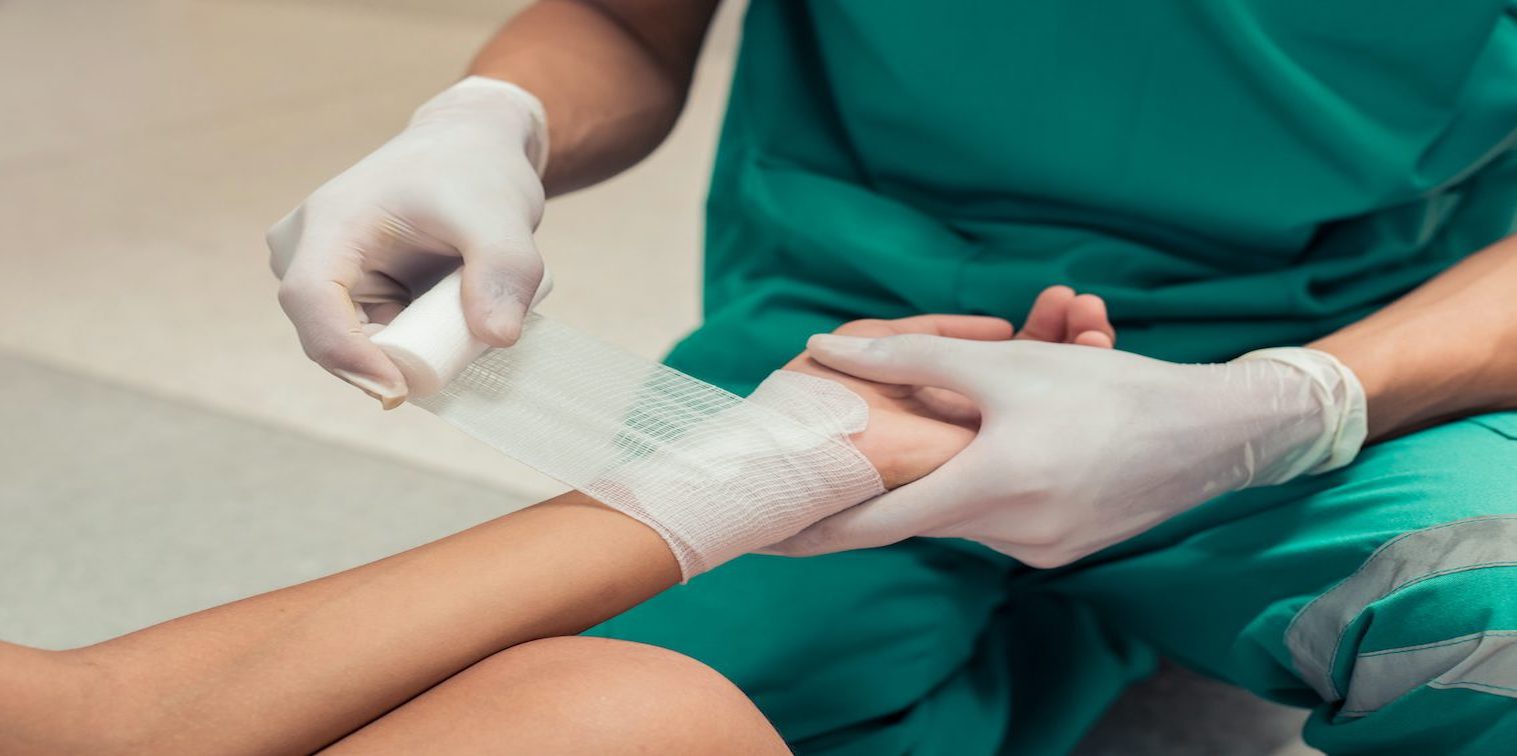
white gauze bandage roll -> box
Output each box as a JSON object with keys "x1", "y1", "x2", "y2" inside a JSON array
[{"x1": 372, "y1": 272, "x2": 885, "y2": 579}]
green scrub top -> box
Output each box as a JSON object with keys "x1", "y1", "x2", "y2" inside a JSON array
[{"x1": 672, "y1": 0, "x2": 1517, "y2": 391}]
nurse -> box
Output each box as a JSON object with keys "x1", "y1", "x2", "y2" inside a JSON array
[{"x1": 271, "y1": 1, "x2": 1517, "y2": 753}]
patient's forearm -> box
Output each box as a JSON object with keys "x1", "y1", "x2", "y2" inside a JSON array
[
  {"x1": 0, "y1": 645, "x2": 99, "y2": 752},
  {"x1": 4, "y1": 494, "x2": 677, "y2": 755}
]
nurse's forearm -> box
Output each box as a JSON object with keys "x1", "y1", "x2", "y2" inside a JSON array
[
  {"x1": 0, "y1": 494, "x2": 678, "y2": 755},
  {"x1": 1311, "y1": 234, "x2": 1517, "y2": 440},
  {"x1": 469, "y1": 0, "x2": 720, "y2": 195}
]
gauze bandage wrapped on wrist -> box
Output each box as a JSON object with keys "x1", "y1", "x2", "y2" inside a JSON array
[{"x1": 373, "y1": 272, "x2": 884, "y2": 579}]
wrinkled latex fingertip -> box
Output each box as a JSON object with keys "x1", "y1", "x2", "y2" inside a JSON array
[
  {"x1": 470, "y1": 297, "x2": 528, "y2": 347},
  {"x1": 332, "y1": 368, "x2": 408, "y2": 409},
  {"x1": 486, "y1": 317, "x2": 524, "y2": 347}
]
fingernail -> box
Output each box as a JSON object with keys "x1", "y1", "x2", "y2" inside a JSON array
[
  {"x1": 807, "y1": 334, "x2": 873, "y2": 357},
  {"x1": 332, "y1": 369, "x2": 406, "y2": 410}
]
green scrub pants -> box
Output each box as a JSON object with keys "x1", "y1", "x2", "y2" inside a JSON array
[{"x1": 589, "y1": 356, "x2": 1517, "y2": 755}]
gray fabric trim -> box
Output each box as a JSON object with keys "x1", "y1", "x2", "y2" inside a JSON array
[
  {"x1": 1285, "y1": 515, "x2": 1517, "y2": 702},
  {"x1": 1341, "y1": 632, "x2": 1517, "y2": 716}
]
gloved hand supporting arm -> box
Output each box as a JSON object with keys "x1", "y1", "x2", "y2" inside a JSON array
[{"x1": 769, "y1": 338, "x2": 1366, "y2": 567}]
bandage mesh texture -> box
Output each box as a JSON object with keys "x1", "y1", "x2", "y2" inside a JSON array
[{"x1": 415, "y1": 314, "x2": 885, "y2": 578}]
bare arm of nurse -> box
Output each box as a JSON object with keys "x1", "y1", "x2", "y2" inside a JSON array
[
  {"x1": 0, "y1": 292, "x2": 1116, "y2": 756},
  {"x1": 1310, "y1": 234, "x2": 1517, "y2": 440},
  {"x1": 267, "y1": 0, "x2": 720, "y2": 406}
]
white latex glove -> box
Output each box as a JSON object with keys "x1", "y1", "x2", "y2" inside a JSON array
[
  {"x1": 266, "y1": 76, "x2": 549, "y2": 408},
  {"x1": 766, "y1": 338, "x2": 1367, "y2": 567}
]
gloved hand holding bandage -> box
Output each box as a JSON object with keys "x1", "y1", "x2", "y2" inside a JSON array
[{"x1": 268, "y1": 76, "x2": 550, "y2": 407}]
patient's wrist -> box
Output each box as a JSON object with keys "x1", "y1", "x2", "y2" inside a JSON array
[{"x1": 591, "y1": 371, "x2": 884, "y2": 580}]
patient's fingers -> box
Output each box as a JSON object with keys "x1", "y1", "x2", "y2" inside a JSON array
[
  {"x1": 1066, "y1": 293, "x2": 1115, "y2": 347},
  {"x1": 808, "y1": 316, "x2": 995, "y2": 426},
  {"x1": 1073, "y1": 330, "x2": 1114, "y2": 348},
  {"x1": 1074, "y1": 331, "x2": 1114, "y2": 348},
  {"x1": 1015, "y1": 285, "x2": 1076, "y2": 342}
]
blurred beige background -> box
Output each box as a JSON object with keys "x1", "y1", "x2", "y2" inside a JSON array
[
  {"x1": 0, "y1": 0, "x2": 737, "y2": 496},
  {"x1": 0, "y1": 1, "x2": 1311, "y2": 752}
]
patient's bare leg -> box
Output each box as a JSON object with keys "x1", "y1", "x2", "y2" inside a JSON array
[{"x1": 324, "y1": 637, "x2": 786, "y2": 755}]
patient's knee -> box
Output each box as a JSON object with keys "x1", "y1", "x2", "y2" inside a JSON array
[{"x1": 479, "y1": 636, "x2": 786, "y2": 753}]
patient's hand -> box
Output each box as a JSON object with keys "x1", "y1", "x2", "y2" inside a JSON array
[{"x1": 781, "y1": 287, "x2": 1115, "y2": 489}]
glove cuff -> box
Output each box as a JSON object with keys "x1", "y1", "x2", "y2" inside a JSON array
[
  {"x1": 414, "y1": 76, "x2": 551, "y2": 176},
  {"x1": 1236, "y1": 347, "x2": 1368, "y2": 476}
]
